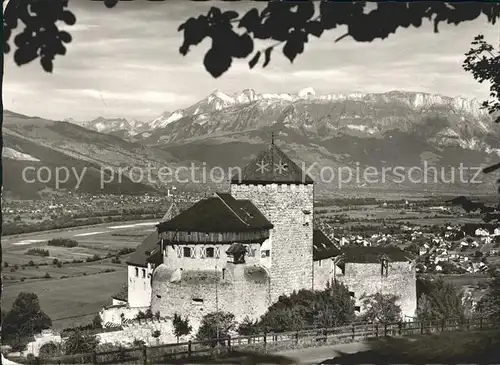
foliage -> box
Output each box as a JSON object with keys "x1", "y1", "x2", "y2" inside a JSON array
[
  {"x1": 39, "y1": 341, "x2": 60, "y2": 359},
  {"x1": 463, "y1": 34, "x2": 500, "y2": 123},
  {"x1": 416, "y1": 278, "x2": 473, "y2": 322},
  {"x1": 47, "y1": 238, "x2": 79, "y2": 247},
  {"x1": 237, "y1": 316, "x2": 260, "y2": 336},
  {"x1": 258, "y1": 280, "x2": 355, "y2": 332},
  {"x1": 172, "y1": 313, "x2": 192, "y2": 343},
  {"x1": 92, "y1": 314, "x2": 103, "y2": 329},
  {"x1": 196, "y1": 311, "x2": 236, "y2": 342},
  {"x1": 151, "y1": 330, "x2": 161, "y2": 338},
  {"x1": 25, "y1": 248, "x2": 49, "y2": 257},
  {"x1": 135, "y1": 308, "x2": 160, "y2": 320},
  {"x1": 475, "y1": 270, "x2": 500, "y2": 321},
  {"x1": 360, "y1": 293, "x2": 402, "y2": 323},
  {"x1": 2, "y1": 292, "x2": 52, "y2": 344},
  {"x1": 63, "y1": 330, "x2": 99, "y2": 355},
  {"x1": 4, "y1": 2, "x2": 500, "y2": 78}
]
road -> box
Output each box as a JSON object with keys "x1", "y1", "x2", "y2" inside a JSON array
[
  {"x1": 1, "y1": 220, "x2": 158, "y2": 248},
  {"x1": 277, "y1": 342, "x2": 370, "y2": 364}
]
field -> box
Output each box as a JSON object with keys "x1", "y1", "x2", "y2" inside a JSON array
[{"x1": 1, "y1": 221, "x2": 156, "y2": 329}]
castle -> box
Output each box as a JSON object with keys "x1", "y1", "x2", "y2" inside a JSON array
[{"x1": 103, "y1": 142, "x2": 417, "y2": 333}]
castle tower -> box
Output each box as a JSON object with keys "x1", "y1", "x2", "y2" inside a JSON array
[{"x1": 229, "y1": 139, "x2": 314, "y2": 302}]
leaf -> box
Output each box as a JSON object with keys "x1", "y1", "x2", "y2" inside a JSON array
[
  {"x1": 232, "y1": 33, "x2": 254, "y2": 59},
  {"x1": 13, "y1": 47, "x2": 38, "y2": 66},
  {"x1": 305, "y1": 20, "x2": 324, "y2": 37},
  {"x1": 248, "y1": 51, "x2": 261, "y2": 69},
  {"x1": 40, "y1": 56, "x2": 53, "y2": 73},
  {"x1": 58, "y1": 30, "x2": 72, "y2": 43},
  {"x1": 60, "y1": 10, "x2": 76, "y2": 25},
  {"x1": 263, "y1": 47, "x2": 273, "y2": 67},
  {"x1": 103, "y1": 0, "x2": 119, "y2": 9},
  {"x1": 223, "y1": 10, "x2": 239, "y2": 20},
  {"x1": 204, "y1": 47, "x2": 232, "y2": 78},
  {"x1": 238, "y1": 8, "x2": 260, "y2": 33},
  {"x1": 283, "y1": 30, "x2": 306, "y2": 63},
  {"x1": 178, "y1": 17, "x2": 209, "y2": 56}
]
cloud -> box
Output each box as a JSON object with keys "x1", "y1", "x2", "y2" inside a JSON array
[{"x1": 3, "y1": 1, "x2": 498, "y2": 120}]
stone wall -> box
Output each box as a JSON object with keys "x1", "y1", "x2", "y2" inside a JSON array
[
  {"x1": 97, "y1": 318, "x2": 176, "y2": 346},
  {"x1": 312, "y1": 258, "x2": 343, "y2": 291},
  {"x1": 23, "y1": 331, "x2": 62, "y2": 357},
  {"x1": 336, "y1": 261, "x2": 417, "y2": 319},
  {"x1": 128, "y1": 264, "x2": 154, "y2": 308},
  {"x1": 151, "y1": 263, "x2": 270, "y2": 332},
  {"x1": 100, "y1": 305, "x2": 148, "y2": 326},
  {"x1": 230, "y1": 183, "x2": 314, "y2": 303}
]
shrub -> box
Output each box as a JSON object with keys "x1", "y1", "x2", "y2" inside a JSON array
[
  {"x1": 172, "y1": 313, "x2": 192, "y2": 343},
  {"x1": 43, "y1": 273, "x2": 51, "y2": 279},
  {"x1": 39, "y1": 341, "x2": 60, "y2": 358},
  {"x1": 196, "y1": 312, "x2": 236, "y2": 343},
  {"x1": 25, "y1": 248, "x2": 49, "y2": 257},
  {"x1": 47, "y1": 238, "x2": 79, "y2": 248},
  {"x1": 63, "y1": 330, "x2": 99, "y2": 355}
]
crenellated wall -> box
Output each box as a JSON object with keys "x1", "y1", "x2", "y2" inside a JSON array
[
  {"x1": 230, "y1": 183, "x2": 314, "y2": 303},
  {"x1": 128, "y1": 264, "x2": 154, "y2": 308},
  {"x1": 151, "y1": 263, "x2": 271, "y2": 332}
]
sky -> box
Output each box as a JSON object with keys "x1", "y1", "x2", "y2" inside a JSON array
[{"x1": 3, "y1": 1, "x2": 500, "y2": 122}]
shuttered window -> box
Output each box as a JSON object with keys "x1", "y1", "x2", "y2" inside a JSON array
[
  {"x1": 215, "y1": 247, "x2": 220, "y2": 259},
  {"x1": 200, "y1": 247, "x2": 206, "y2": 259}
]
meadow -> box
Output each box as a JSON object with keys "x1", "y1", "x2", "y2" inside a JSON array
[{"x1": 1, "y1": 223, "x2": 154, "y2": 329}]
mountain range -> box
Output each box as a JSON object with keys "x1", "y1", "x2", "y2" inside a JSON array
[{"x1": 3, "y1": 89, "x2": 500, "y2": 199}]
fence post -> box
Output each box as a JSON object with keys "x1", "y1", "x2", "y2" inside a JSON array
[
  {"x1": 188, "y1": 341, "x2": 192, "y2": 357},
  {"x1": 351, "y1": 324, "x2": 355, "y2": 340},
  {"x1": 92, "y1": 351, "x2": 97, "y2": 365},
  {"x1": 384, "y1": 323, "x2": 387, "y2": 337},
  {"x1": 420, "y1": 321, "x2": 424, "y2": 335},
  {"x1": 324, "y1": 327, "x2": 328, "y2": 341},
  {"x1": 296, "y1": 330, "x2": 299, "y2": 345},
  {"x1": 142, "y1": 345, "x2": 147, "y2": 365},
  {"x1": 480, "y1": 317, "x2": 483, "y2": 330},
  {"x1": 375, "y1": 323, "x2": 379, "y2": 338},
  {"x1": 398, "y1": 321, "x2": 402, "y2": 336},
  {"x1": 263, "y1": 332, "x2": 267, "y2": 350},
  {"x1": 441, "y1": 319, "x2": 445, "y2": 332},
  {"x1": 228, "y1": 335, "x2": 232, "y2": 353}
]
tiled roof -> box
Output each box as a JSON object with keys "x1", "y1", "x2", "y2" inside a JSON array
[
  {"x1": 313, "y1": 230, "x2": 341, "y2": 261},
  {"x1": 126, "y1": 201, "x2": 178, "y2": 267},
  {"x1": 231, "y1": 143, "x2": 314, "y2": 185},
  {"x1": 157, "y1": 193, "x2": 273, "y2": 233},
  {"x1": 341, "y1": 246, "x2": 413, "y2": 263},
  {"x1": 125, "y1": 230, "x2": 160, "y2": 267}
]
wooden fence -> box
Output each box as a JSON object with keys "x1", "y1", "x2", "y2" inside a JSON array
[{"x1": 23, "y1": 317, "x2": 496, "y2": 365}]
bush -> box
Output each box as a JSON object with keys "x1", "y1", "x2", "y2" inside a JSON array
[
  {"x1": 39, "y1": 341, "x2": 60, "y2": 359},
  {"x1": 86, "y1": 254, "x2": 101, "y2": 262},
  {"x1": 172, "y1": 313, "x2": 192, "y2": 343},
  {"x1": 47, "y1": 238, "x2": 79, "y2": 248},
  {"x1": 111, "y1": 257, "x2": 121, "y2": 264},
  {"x1": 25, "y1": 248, "x2": 49, "y2": 257},
  {"x1": 43, "y1": 273, "x2": 51, "y2": 279},
  {"x1": 196, "y1": 312, "x2": 236, "y2": 343},
  {"x1": 63, "y1": 330, "x2": 99, "y2": 355}
]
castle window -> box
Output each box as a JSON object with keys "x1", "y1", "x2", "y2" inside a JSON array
[
  {"x1": 142, "y1": 269, "x2": 146, "y2": 278},
  {"x1": 135, "y1": 267, "x2": 139, "y2": 277},
  {"x1": 318, "y1": 260, "x2": 322, "y2": 267},
  {"x1": 206, "y1": 247, "x2": 215, "y2": 258},
  {"x1": 349, "y1": 291, "x2": 355, "y2": 297},
  {"x1": 222, "y1": 268, "x2": 226, "y2": 280},
  {"x1": 192, "y1": 298, "x2": 204, "y2": 305},
  {"x1": 261, "y1": 250, "x2": 270, "y2": 258},
  {"x1": 183, "y1": 247, "x2": 192, "y2": 258},
  {"x1": 354, "y1": 306, "x2": 361, "y2": 312}
]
